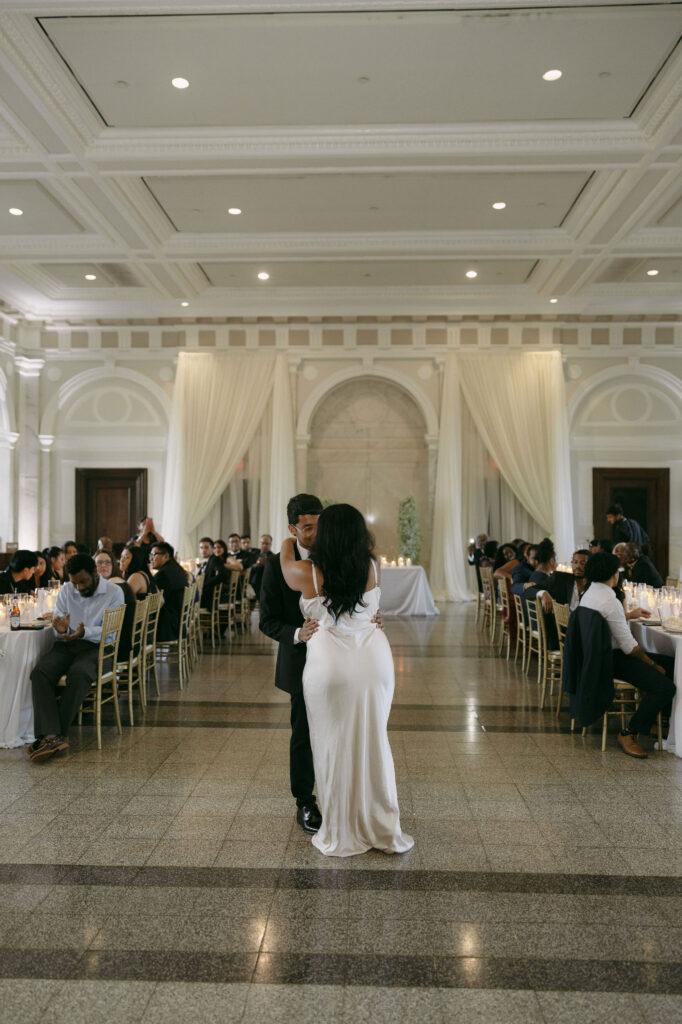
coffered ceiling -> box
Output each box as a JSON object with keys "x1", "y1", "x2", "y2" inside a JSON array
[{"x1": 0, "y1": 0, "x2": 680, "y2": 322}]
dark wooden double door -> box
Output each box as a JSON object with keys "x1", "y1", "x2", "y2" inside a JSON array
[
  {"x1": 593, "y1": 468, "x2": 670, "y2": 577},
  {"x1": 76, "y1": 469, "x2": 147, "y2": 552}
]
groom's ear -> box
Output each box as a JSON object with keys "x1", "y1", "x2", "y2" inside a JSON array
[{"x1": 287, "y1": 524, "x2": 297, "y2": 537}]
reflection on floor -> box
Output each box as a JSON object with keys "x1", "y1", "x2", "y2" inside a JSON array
[{"x1": 1, "y1": 605, "x2": 681, "y2": 1022}]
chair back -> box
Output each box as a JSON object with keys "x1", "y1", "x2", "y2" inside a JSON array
[
  {"x1": 144, "y1": 592, "x2": 164, "y2": 650},
  {"x1": 479, "y1": 567, "x2": 493, "y2": 604},
  {"x1": 535, "y1": 594, "x2": 551, "y2": 650},
  {"x1": 553, "y1": 602, "x2": 570, "y2": 654},
  {"x1": 195, "y1": 573, "x2": 205, "y2": 599},
  {"x1": 129, "y1": 599, "x2": 148, "y2": 662},
  {"x1": 99, "y1": 604, "x2": 126, "y2": 681},
  {"x1": 180, "y1": 581, "x2": 196, "y2": 637},
  {"x1": 526, "y1": 593, "x2": 540, "y2": 635}
]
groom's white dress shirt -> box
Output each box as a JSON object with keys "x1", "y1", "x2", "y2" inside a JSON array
[{"x1": 293, "y1": 542, "x2": 310, "y2": 645}]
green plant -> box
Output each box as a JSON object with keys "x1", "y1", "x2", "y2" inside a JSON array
[{"x1": 398, "y1": 495, "x2": 422, "y2": 564}]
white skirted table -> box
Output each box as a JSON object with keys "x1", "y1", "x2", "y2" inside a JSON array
[
  {"x1": 0, "y1": 626, "x2": 54, "y2": 748},
  {"x1": 630, "y1": 620, "x2": 682, "y2": 759},
  {"x1": 380, "y1": 566, "x2": 439, "y2": 617}
]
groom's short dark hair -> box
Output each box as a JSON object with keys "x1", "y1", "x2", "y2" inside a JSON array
[{"x1": 287, "y1": 493, "x2": 324, "y2": 525}]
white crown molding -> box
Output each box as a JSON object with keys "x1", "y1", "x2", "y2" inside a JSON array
[
  {"x1": 164, "y1": 229, "x2": 574, "y2": 260},
  {"x1": 0, "y1": 13, "x2": 102, "y2": 148},
  {"x1": 0, "y1": 1, "x2": 655, "y2": 13},
  {"x1": 632, "y1": 44, "x2": 682, "y2": 143},
  {"x1": 0, "y1": 235, "x2": 123, "y2": 259},
  {"x1": 619, "y1": 228, "x2": 682, "y2": 255},
  {"x1": 87, "y1": 121, "x2": 649, "y2": 172}
]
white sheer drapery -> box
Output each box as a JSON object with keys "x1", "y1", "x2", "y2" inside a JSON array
[
  {"x1": 457, "y1": 351, "x2": 575, "y2": 559},
  {"x1": 162, "y1": 353, "x2": 276, "y2": 555},
  {"x1": 430, "y1": 354, "x2": 470, "y2": 602}
]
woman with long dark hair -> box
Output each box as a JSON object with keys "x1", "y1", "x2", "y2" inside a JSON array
[
  {"x1": 280, "y1": 503, "x2": 413, "y2": 858},
  {"x1": 119, "y1": 544, "x2": 156, "y2": 599}
]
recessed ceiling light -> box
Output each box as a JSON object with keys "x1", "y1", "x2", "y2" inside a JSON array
[
  {"x1": 646, "y1": 268, "x2": 659, "y2": 276},
  {"x1": 228, "y1": 208, "x2": 242, "y2": 216},
  {"x1": 357, "y1": 76, "x2": 370, "y2": 84},
  {"x1": 257, "y1": 271, "x2": 270, "y2": 281},
  {"x1": 84, "y1": 274, "x2": 97, "y2": 280},
  {"x1": 8, "y1": 207, "x2": 23, "y2": 216},
  {"x1": 171, "y1": 77, "x2": 190, "y2": 90},
  {"x1": 181, "y1": 301, "x2": 189, "y2": 307},
  {"x1": 492, "y1": 202, "x2": 506, "y2": 210},
  {"x1": 465, "y1": 270, "x2": 478, "y2": 279},
  {"x1": 550, "y1": 298, "x2": 558, "y2": 303},
  {"x1": 542, "y1": 69, "x2": 562, "y2": 81}
]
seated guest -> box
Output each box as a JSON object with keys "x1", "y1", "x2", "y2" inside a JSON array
[
  {"x1": 0, "y1": 550, "x2": 38, "y2": 595},
  {"x1": 33, "y1": 551, "x2": 49, "y2": 590},
  {"x1": 43, "y1": 546, "x2": 66, "y2": 583},
  {"x1": 94, "y1": 549, "x2": 121, "y2": 582},
  {"x1": 510, "y1": 544, "x2": 538, "y2": 595},
  {"x1": 623, "y1": 542, "x2": 664, "y2": 589},
  {"x1": 27, "y1": 554, "x2": 125, "y2": 761},
  {"x1": 129, "y1": 516, "x2": 164, "y2": 562},
  {"x1": 150, "y1": 542, "x2": 187, "y2": 641},
  {"x1": 237, "y1": 534, "x2": 259, "y2": 570},
  {"x1": 493, "y1": 542, "x2": 517, "y2": 574},
  {"x1": 214, "y1": 538, "x2": 243, "y2": 573},
  {"x1": 249, "y1": 534, "x2": 275, "y2": 600},
  {"x1": 63, "y1": 541, "x2": 78, "y2": 560},
  {"x1": 197, "y1": 537, "x2": 229, "y2": 608},
  {"x1": 467, "y1": 533, "x2": 488, "y2": 567},
  {"x1": 589, "y1": 538, "x2": 612, "y2": 555},
  {"x1": 119, "y1": 545, "x2": 155, "y2": 599},
  {"x1": 479, "y1": 540, "x2": 498, "y2": 568},
  {"x1": 226, "y1": 533, "x2": 241, "y2": 558},
  {"x1": 97, "y1": 536, "x2": 113, "y2": 552},
  {"x1": 580, "y1": 552, "x2": 675, "y2": 758},
  {"x1": 526, "y1": 539, "x2": 556, "y2": 588}
]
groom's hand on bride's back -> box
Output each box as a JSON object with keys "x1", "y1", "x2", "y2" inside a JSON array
[
  {"x1": 299, "y1": 617, "x2": 319, "y2": 642},
  {"x1": 372, "y1": 611, "x2": 384, "y2": 631}
]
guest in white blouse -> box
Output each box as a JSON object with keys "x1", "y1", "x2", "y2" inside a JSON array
[{"x1": 581, "y1": 552, "x2": 675, "y2": 759}]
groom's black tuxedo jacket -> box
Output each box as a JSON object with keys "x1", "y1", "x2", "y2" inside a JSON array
[{"x1": 259, "y1": 547, "x2": 306, "y2": 696}]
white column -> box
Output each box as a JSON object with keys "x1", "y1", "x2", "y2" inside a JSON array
[
  {"x1": 0, "y1": 431, "x2": 19, "y2": 548},
  {"x1": 295, "y1": 434, "x2": 310, "y2": 493},
  {"x1": 15, "y1": 356, "x2": 44, "y2": 549},
  {"x1": 38, "y1": 434, "x2": 55, "y2": 548}
]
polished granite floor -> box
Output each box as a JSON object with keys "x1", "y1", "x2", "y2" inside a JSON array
[{"x1": 1, "y1": 605, "x2": 681, "y2": 1022}]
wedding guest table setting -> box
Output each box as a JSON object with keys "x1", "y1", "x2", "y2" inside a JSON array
[
  {"x1": 378, "y1": 556, "x2": 439, "y2": 618},
  {"x1": 0, "y1": 591, "x2": 57, "y2": 748}
]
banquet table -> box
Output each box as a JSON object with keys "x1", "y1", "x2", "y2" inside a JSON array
[
  {"x1": 630, "y1": 619, "x2": 682, "y2": 758},
  {"x1": 0, "y1": 625, "x2": 54, "y2": 748},
  {"x1": 380, "y1": 565, "x2": 439, "y2": 617}
]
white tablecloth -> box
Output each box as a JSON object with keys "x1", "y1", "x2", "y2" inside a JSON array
[
  {"x1": 630, "y1": 620, "x2": 682, "y2": 758},
  {"x1": 380, "y1": 566, "x2": 439, "y2": 617},
  {"x1": 0, "y1": 626, "x2": 54, "y2": 748}
]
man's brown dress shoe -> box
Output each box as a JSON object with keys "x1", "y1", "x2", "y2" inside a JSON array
[{"x1": 617, "y1": 732, "x2": 647, "y2": 759}]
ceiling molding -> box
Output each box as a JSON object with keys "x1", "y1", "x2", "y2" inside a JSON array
[{"x1": 2, "y1": 1, "x2": 661, "y2": 12}]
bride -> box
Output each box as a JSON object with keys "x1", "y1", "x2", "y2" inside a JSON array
[{"x1": 280, "y1": 503, "x2": 413, "y2": 858}]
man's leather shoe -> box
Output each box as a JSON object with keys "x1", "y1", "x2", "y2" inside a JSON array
[
  {"x1": 296, "y1": 802, "x2": 322, "y2": 834},
  {"x1": 617, "y1": 732, "x2": 647, "y2": 759}
]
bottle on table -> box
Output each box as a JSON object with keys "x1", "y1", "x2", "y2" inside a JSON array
[{"x1": 9, "y1": 594, "x2": 20, "y2": 632}]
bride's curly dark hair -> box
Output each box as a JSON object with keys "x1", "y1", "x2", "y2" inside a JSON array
[{"x1": 310, "y1": 503, "x2": 375, "y2": 619}]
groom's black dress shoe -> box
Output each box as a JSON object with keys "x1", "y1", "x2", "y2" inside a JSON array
[{"x1": 296, "y1": 802, "x2": 322, "y2": 834}]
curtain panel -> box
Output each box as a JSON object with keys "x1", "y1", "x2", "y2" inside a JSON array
[{"x1": 162, "y1": 352, "x2": 277, "y2": 555}]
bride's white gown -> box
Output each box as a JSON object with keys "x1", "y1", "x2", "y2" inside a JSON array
[{"x1": 301, "y1": 564, "x2": 414, "y2": 857}]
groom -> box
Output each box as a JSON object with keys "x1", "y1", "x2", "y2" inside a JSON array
[{"x1": 259, "y1": 494, "x2": 324, "y2": 834}]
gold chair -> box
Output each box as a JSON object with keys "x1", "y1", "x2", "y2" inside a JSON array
[
  {"x1": 194, "y1": 573, "x2": 205, "y2": 657},
  {"x1": 553, "y1": 602, "x2": 570, "y2": 718},
  {"x1": 536, "y1": 595, "x2": 562, "y2": 710},
  {"x1": 512, "y1": 593, "x2": 527, "y2": 666},
  {"x1": 156, "y1": 582, "x2": 196, "y2": 690},
  {"x1": 524, "y1": 592, "x2": 542, "y2": 681},
  {"x1": 142, "y1": 592, "x2": 164, "y2": 698},
  {"x1": 77, "y1": 604, "x2": 126, "y2": 749},
  {"x1": 497, "y1": 577, "x2": 512, "y2": 660},
  {"x1": 597, "y1": 683, "x2": 663, "y2": 753},
  {"x1": 200, "y1": 580, "x2": 223, "y2": 650},
  {"x1": 219, "y1": 570, "x2": 242, "y2": 640},
  {"x1": 473, "y1": 568, "x2": 485, "y2": 625},
  {"x1": 479, "y1": 567, "x2": 496, "y2": 643},
  {"x1": 117, "y1": 599, "x2": 149, "y2": 726}
]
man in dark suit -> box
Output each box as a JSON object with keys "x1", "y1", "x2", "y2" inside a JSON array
[
  {"x1": 526, "y1": 549, "x2": 590, "y2": 650},
  {"x1": 150, "y1": 542, "x2": 188, "y2": 641},
  {"x1": 249, "y1": 534, "x2": 275, "y2": 601},
  {"x1": 197, "y1": 537, "x2": 229, "y2": 609},
  {"x1": 623, "y1": 543, "x2": 664, "y2": 589},
  {"x1": 606, "y1": 504, "x2": 649, "y2": 546},
  {"x1": 259, "y1": 495, "x2": 324, "y2": 834}
]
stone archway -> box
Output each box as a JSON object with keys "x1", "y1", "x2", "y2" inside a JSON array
[{"x1": 307, "y1": 377, "x2": 430, "y2": 563}]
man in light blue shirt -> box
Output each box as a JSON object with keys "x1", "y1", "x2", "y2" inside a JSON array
[{"x1": 28, "y1": 553, "x2": 124, "y2": 761}]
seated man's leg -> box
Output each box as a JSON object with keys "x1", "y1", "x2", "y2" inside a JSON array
[
  {"x1": 57, "y1": 641, "x2": 101, "y2": 737},
  {"x1": 612, "y1": 650, "x2": 675, "y2": 735},
  {"x1": 31, "y1": 643, "x2": 82, "y2": 738}
]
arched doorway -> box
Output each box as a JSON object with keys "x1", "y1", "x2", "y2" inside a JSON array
[{"x1": 307, "y1": 377, "x2": 430, "y2": 562}]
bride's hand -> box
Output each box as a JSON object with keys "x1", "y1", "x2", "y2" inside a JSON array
[
  {"x1": 372, "y1": 610, "x2": 384, "y2": 631},
  {"x1": 299, "y1": 617, "x2": 318, "y2": 642}
]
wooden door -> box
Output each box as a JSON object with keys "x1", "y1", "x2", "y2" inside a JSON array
[
  {"x1": 592, "y1": 468, "x2": 669, "y2": 577},
  {"x1": 76, "y1": 469, "x2": 147, "y2": 552}
]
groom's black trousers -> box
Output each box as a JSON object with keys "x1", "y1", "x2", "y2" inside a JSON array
[{"x1": 290, "y1": 692, "x2": 315, "y2": 806}]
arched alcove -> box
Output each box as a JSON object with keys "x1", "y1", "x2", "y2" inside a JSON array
[{"x1": 307, "y1": 377, "x2": 430, "y2": 561}]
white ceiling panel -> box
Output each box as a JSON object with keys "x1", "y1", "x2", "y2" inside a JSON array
[
  {"x1": 596, "y1": 257, "x2": 682, "y2": 283},
  {"x1": 0, "y1": 181, "x2": 84, "y2": 234},
  {"x1": 146, "y1": 171, "x2": 589, "y2": 234},
  {"x1": 41, "y1": 8, "x2": 681, "y2": 128},
  {"x1": 202, "y1": 259, "x2": 535, "y2": 288},
  {"x1": 36, "y1": 263, "x2": 138, "y2": 287},
  {"x1": 658, "y1": 193, "x2": 682, "y2": 228}
]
